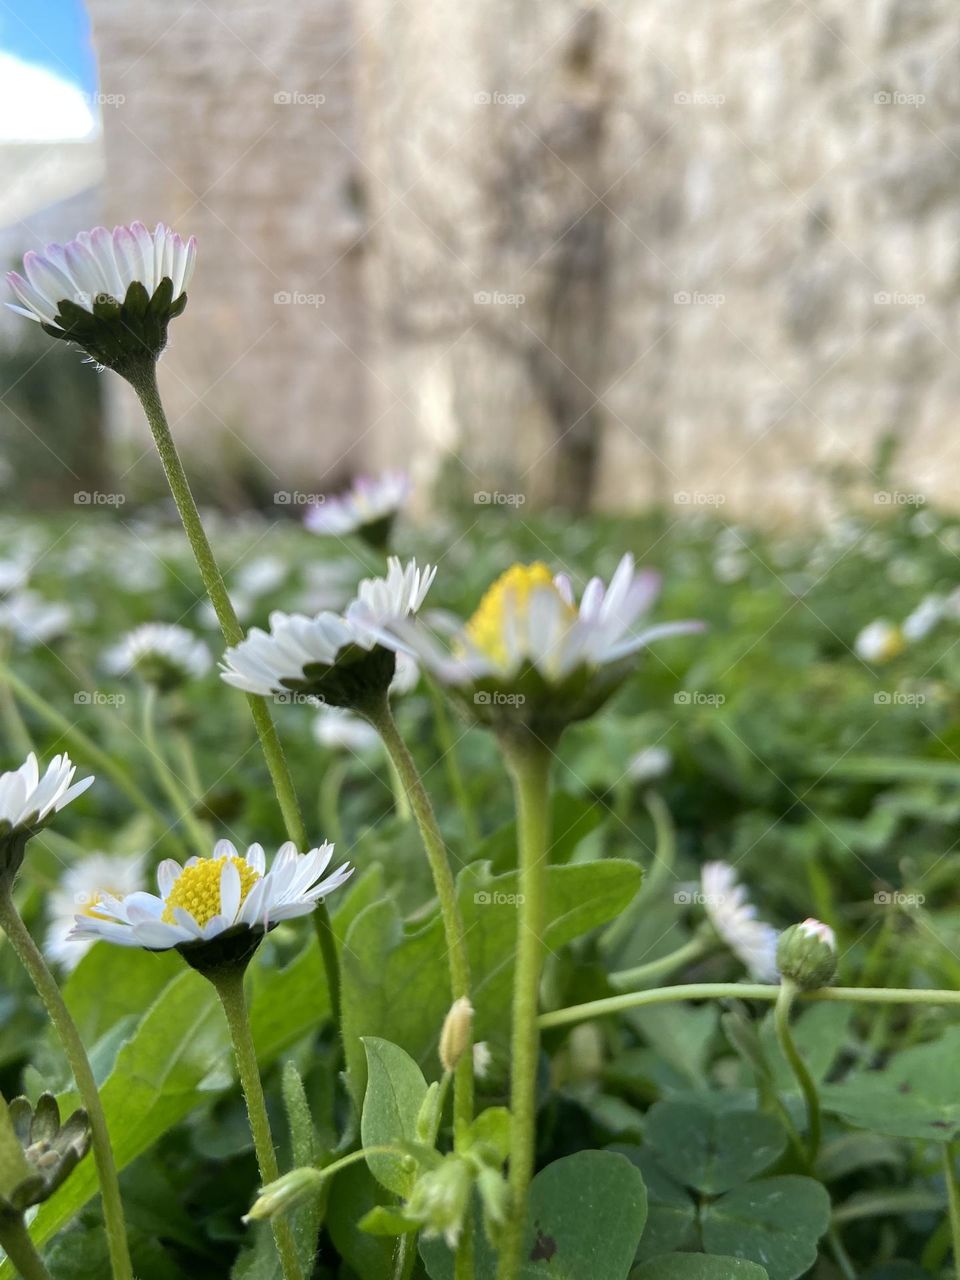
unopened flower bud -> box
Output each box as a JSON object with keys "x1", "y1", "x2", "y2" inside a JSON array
[
  {"x1": 776, "y1": 918, "x2": 837, "y2": 991},
  {"x1": 404, "y1": 1154, "x2": 472, "y2": 1249},
  {"x1": 439, "y1": 997, "x2": 474, "y2": 1073},
  {"x1": 244, "y1": 1167, "x2": 324, "y2": 1223},
  {"x1": 473, "y1": 1041, "x2": 492, "y2": 1079}
]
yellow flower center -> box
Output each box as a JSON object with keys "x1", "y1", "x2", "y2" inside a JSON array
[
  {"x1": 79, "y1": 889, "x2": 123, "y2": 921},
  {"x1": 161, "y1": 855, "x2": 260, "y2": 927},
  {"x1": 464, "y1": 562, "x2": 573, "y2": 668}
]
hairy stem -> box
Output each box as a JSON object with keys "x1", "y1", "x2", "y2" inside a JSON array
[
  {"x1": 774, "y1": 979, "x2": 822, "y2": 1162},
  {"x1": 211, "y1": 967, "x2": 303, "y2": 1280},
  {"x1": 496, "y1": 735, "x2": 553, "y2": 1280},
  {"x1": 0, "y1": 889, "x2": 132, "y2": 1280},
  {"x1": 0, "y1": 1217, "x2": 55, "y2": 1280},
  {"x1": 125, "y1": 358, "x2": 340, "y2": 1030}
]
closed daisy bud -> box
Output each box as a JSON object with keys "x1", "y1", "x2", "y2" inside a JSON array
[
  {"x1": 776, "y1": 918, "x2": 837, "y2": 991},
  {"x1": 243, "y1": 1167, "x2": 325, "y2": 1223},
  {"x1": 439, "y1": 997, "x2": 474, "y2": 1073},
  {"x1": 6, "y1": 222, "x2": 196, "y2": 376},
  {"x1": 0, "y1": 1093, "x2": 91, "y2": 1219}
]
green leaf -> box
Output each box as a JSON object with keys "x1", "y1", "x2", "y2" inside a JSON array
[
  {"x1": 821, "y1": 1027, "x2": 960, "y2": 1141},
  {"x1": 343, "y1": 859, "x2": 641, "y2": 1104},
  {"x1": 609, "y1": 1147, "x2": 695, "y2": 1262},
  {"x1": 468, "y1": 1107, "x2": 512, "y2": 1163},
  {"x1": 700, "y1": 1176, "x2": 831, "y2": 1280},
  {"x1": 358, "y1": 1204, "x2": 419, "y2": 1236},
  {"x1": 632, "y1": 1257, "x2": 769, "y2": 1279},
  {"x1": 0, "y1": 969, "x2": 228, "y2": 1273},
  {"x1": 625, "y1": 1004, "x2": 719, "y2": 1089},
  {"x1": 361, "y1": 1037, "x2": 429, "y2": 1196},
  {"x1": 282, "y1": 1062, "x2": 324, "y2": 1273},
  {"x1": 645, "y1": 1099, "x2": 787, "y2": 1194},
  {"x1": 422, "y1": 1150, "x2": 647, "y2": 1279}
]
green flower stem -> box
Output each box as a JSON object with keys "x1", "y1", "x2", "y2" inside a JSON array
[
  {"x1": 602, "y1": 790, "x2": 675, "y2": 953},
  {"x1": 0, "y1": 888, "x2": 132, "y2": 1280},
  {"x1": 211, "y1": 966, "x2": 303, "y2": 1280},
  {"x1": 774, "y1": 978, "x2": 821, "y2": 1162},
  {"x1": 609, "y1": 934, "x2": 712, "y2": 989},
  {"x1": 139, "y1": 686, "x2": 208, "y2": 858},
  {"x1": 538, "y1": 982, "x2": 960, "y2": 1030},
  {"x1": 365, "y1": 698, "x2": 474, "y2": 1280},
  {"x1": 496, "y1": 734, "x2": 553, "y2": 1280},
  {"x1": 387, "y1": 755, "x2": 412, "y2": 823},
  {"x1": 125, "y1": 359, "x2": 340, "y2": 1031},
  {"x1": 945, "y1": 1141, "x2": 960, "y2": 1280},
  {"x1": 0, "y1": 661, "x2": 188, "y2": 860},
  {"x1": 0, "y1": 1217, "x2": 55, "y2": 1280}
]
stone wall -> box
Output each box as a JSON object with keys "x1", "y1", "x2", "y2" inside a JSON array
[{"x1": 87, "y1": 0, "x2": 960, "y2": 520}]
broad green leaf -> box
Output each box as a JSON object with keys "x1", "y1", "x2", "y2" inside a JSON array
[
  {"x1": 609, "y1": 1147, "x2": 695, "y2": 1262},
  {"x1": 361, "y1": 1037, "x2": 429, "y2": 1195},
  {"x1": 343, "y1": 859, "x2": 641, "y2": 1103},
  {"x1": 701, "y1": 1176, "x2": 831, "y2": 1280},
  {"x1": 821, "y1": 1027, "x2": 960, "y2": 1141},
  {"x1": 422, "y1": 1150, "x2": 647, "y2": 1279},
  {"x1": 63, "y1": 943, "x2": 181, "y2": 1046},
  {"x1": 625, "y1": 1004, "x2": 719, "y2": 1088},
  {"x1": 632, "y1": 1257, "x2": 769, "y2": 1279},
  {"x1": 645, "y1": 1099, "x2": 787, "y2": 1194}
]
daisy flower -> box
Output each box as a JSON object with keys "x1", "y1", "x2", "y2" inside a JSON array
[
  {"x1": 375, "y1": 555, "x2": 701, "y2": 734},
  {"x1": 305, "y1": 471, "x2": 410, "y2": 550},
  {"x1": 69, "y1": 839, "x2": 353, "y2": 968},
  {"x1": 0, "y1": 591, "x2": 72, "y2": 648},
  {"x1": 6, "y1": 222, "x2": 196, "y2": 373},
  {"x1": 45, "y1": 852, "x2": 146, "y2": 971},
  {"x1": 104, "y1": 622, "x2": 212, "y2": 690},
  {"x1": 700, "y1": 861, "x2": 779, "y2": 982},
  {"x1": 312, "y1": 708, "x2": 381, "y2": 755},
  {"x1": 0, "y1": 752, "x2": 94, "y2": 882},
  {"x1": 220, "y1": 557, "x2": 435, "y2": 714},
  {"x1": 854, "y1": 619, "x2": 905, "y2": 663}
]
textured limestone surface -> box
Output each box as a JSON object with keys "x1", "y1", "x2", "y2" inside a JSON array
[{"x1": 85, "y1": 0, "x2": 960, "y2": 520}]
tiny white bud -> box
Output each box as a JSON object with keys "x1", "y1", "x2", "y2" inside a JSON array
[
  {"x1": 439, "y1": 997, "x2": 474, "y2": 1073},
  {"x1": 243, "y1": 1167, "x2": 324, "y2": 1223}
]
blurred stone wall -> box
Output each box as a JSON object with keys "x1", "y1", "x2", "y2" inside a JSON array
[
  {"x1": 88, "y1": 0, "x2": 960, "y2": 520},
  {"x1": 86, "y1": 0, "x2": 368, "y2": 496}
]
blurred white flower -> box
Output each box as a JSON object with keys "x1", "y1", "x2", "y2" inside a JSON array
[
  {"x1": 312, "y1": 708, "x2": 380, "y2": 754},
  {"x1": 854, "y1": 619, "x2": 905, "y2": 663},
  {"x1": 390, "y1": 650, "x2": 420, "y2": 696},
  {"x1": 45, "y1": 853, "x2": 145, "y2": 970},
  {"x1": 234, "y1": 555, "x2": 288, "y2": 599},
  {"x1": 713, "y1": 552, "x2": 749, "y2": 584},
  {"x1": 69, "y1": 839, "x2": 353, "y2": 953},
  {"x1": 0, "y1": 558, "x2": 29, "y2": 595},
  {"x1": 104, "y1": 622, "x2": 212, "y2": 689},
  {"x1": 901, "y1": 595, "x2": 944, "y2": 643},
  {"x1": 627, "y1": 745, "x2": 672, "y2": 784},
  {"x1": 0, "y1": 591, "x2": 71, "y2": 647},
  {"x1": 700, "y1": 861, "x2": 779, "y2": 982},
  {"x1": 305, "y1": 471, "x2": 410, "y2": 546}
]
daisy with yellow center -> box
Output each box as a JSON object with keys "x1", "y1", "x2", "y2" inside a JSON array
[
  {"x1": 68, "y1": 839, "x2": 353, "y2": 954},
  {"x1": 45, "y1": 852, "x2": 145, "y2": 971},
  {"x1": 375, "y1": 553, "x2": 703, "y2": 729}
]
